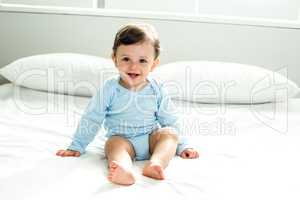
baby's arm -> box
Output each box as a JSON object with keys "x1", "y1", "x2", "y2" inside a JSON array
[
  {"x1": 56, "y1": 81, "x2": 112, "y2": 157},
  {"x1": 180, "y1": 148, "x2": 199, "y2": 159},
  {"x1": 177, "y1": 137, "x2": 199, "y2": 159},
  {"x1": 155, "y1": 82, "x2": 199, "y2": 159},
  {"x1": 56, "y1": 149, "x2": 81, "y2": 157}
]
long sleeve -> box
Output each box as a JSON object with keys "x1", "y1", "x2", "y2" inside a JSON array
[
  {"x1": 176, "y1": 136, "x2": 195, "y2": 155},
  {"x1": 156, "y1": 83, "x2": 180, "y2": 134},
  {"x1": 68, "y1": 81, "x2": 112, "y2": 154},
  {"x1": 155, "y1": 83, "x2": 192, "y2": 155}
]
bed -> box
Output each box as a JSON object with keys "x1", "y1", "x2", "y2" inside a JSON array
[{"x1": 1, "y1": 82, "x2": 300, "y2": 200}]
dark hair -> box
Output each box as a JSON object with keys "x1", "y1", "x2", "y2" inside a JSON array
[{"x1": 112, "y1": 23, "x2": 160, "y2": 59}]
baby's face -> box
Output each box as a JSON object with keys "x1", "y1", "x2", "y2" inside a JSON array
[{"x1": 112, "y1": 41, "x2": 159, "y2": 89}]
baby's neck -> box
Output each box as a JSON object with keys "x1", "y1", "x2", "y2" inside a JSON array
[{"x1": 119, "y1": 79, "x2": 149, "y2": 92}]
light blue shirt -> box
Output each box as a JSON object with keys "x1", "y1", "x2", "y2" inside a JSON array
[{"x1": 68, "y1": 75, "x2": 191, "y2": 155}]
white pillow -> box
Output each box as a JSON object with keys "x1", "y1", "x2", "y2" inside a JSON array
[
  {"x1": 0, "y1": 53, "x2": 118, "y2": 97},
  {"x1": 151, "y1": 61, "x2": 300, "y2": 104}
]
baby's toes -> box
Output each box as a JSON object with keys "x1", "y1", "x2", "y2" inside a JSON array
[
  {"x1": 109, "y1": 161, "x2": 118, "y2": 169},
  {"x1": 107, "y1": 173, "x2": 113, "y2": 180},
  {"x1": 191, "y1": 151, "x2": 199, "y2": 159}
]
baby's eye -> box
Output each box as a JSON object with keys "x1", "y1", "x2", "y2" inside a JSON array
[
  {"x1": 121, "y1": 57, "x2": 130, "y2": 62},
  {"x1": 139, "y1": 59, "x2": 148, "y2": 64}
]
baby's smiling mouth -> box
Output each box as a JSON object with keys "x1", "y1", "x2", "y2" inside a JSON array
[{"x1": 127, "y1": 73, "x2": 140, "y2": 79}]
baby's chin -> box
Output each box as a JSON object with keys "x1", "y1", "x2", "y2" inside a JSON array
[{"x1": 122, "y1": 78, "x2": 148, "y2": 89}]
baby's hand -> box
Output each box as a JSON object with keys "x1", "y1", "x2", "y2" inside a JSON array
[
  {"x1": 56, "y1": 149, "x2": 81, "y2": 157},
  {"x1": 180, "y1": 148, "x2": 199, "y2": 159}
]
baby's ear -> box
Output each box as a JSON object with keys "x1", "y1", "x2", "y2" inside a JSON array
[
  {"x1": 151, "y1": 58, "x2": 160, "y2": 71},
  {"x1": 111, "y1": 53, "x2": 117, "y2": 65}
]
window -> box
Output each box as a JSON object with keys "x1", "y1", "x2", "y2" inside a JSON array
[
  {"x1": 105, "y1": 0, "x2": 198, "y2": 14},
  {"x1": 197, "y1": 0, "x2": 300, "y2": 20},
  {"x1": 1, "y1": 0, "x2": 104, "y2": 8},
  {"x1": 1, "y1": 0, "x2": 300, "y2": 20}
]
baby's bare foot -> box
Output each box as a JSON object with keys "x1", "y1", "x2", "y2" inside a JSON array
[
  {"x1": 108, "y1": 161, "x2": 135, "y2": 186},
  {"x1": 142, "y1": 161, "x2": 165, "y2": 180}
]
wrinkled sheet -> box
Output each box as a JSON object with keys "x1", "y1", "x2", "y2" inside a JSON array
[{"x1": 0, "y1": 83, "x2": 300, "y2": 200}]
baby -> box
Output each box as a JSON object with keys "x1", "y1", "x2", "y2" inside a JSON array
[{"x1": 56, "y1": 23, "x2": 199, "y2": 186}]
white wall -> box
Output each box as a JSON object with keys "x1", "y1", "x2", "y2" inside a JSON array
[{"x1": 0, "y1": 10, "x2": 300, "y2": 89}]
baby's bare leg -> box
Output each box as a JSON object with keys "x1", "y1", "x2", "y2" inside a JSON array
[
  {"x1": 143, "y1": 129, "x2": 178, "y2": 180},
  {"x1": 105, "y1": 136, "x2": 136, "y2": 185}
]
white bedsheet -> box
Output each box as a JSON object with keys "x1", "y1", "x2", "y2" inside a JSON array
[{"x1": 0, "y1": 83, "x2": 300, "y2": 200}]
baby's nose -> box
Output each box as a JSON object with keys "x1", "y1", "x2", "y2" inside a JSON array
[{"x1": 129, "y1": 62, "x2": 139, "y2": 69}]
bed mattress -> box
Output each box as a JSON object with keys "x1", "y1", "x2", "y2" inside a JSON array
[{"x1": 0, "y1": 83, "x2": 300, "y2": 200}]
